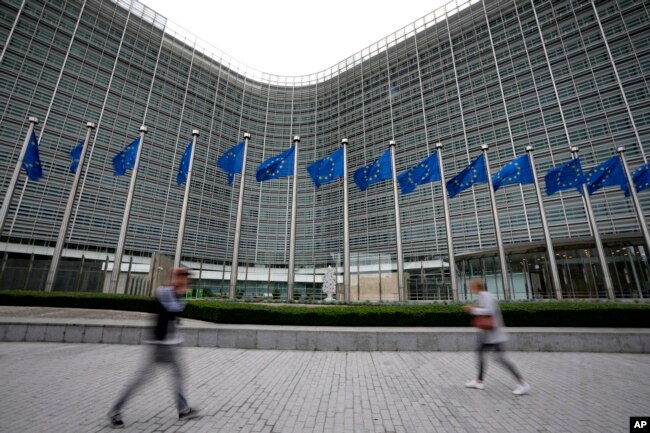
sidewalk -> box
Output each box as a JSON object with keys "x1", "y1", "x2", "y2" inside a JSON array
[
  {"x1": 1, "y1": 306, "x2": 649, "y2": 352},
  {"x1": 1, "y1": 342, "x2": 648, "y2": 432},
  {"x1": 1, "y1": 307, "x2": 649, "y2": 432}
]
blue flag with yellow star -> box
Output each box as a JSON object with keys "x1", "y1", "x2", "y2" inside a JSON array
[
  {"x1": 397, "y1": 152, "x2": 441, "y2": 194},
  {"x1": 446, "y1": 153, "x2": 487, "y2": 198},
  {"x1": 217, "y1": 141, "x2": 245, "y2": 184},
  {"x1": 23, "y1": 131, "x2": 43, "y2": 181},
  {"x1": 176, "y1": 140, "x2": 193, "y2": 186},
  {"x1": 353, "y1": 149, "x2": 392, "y2": 191},
  {"x1": 584, "y1": 156, "x2": 627, "y2": 195},
  {"x1": 112, "y1": 136, "x2": 140, "y2": 176},
  {"x1": 492, "y1": 154, "x2": 534, "y2": 191},
  {"x1": 631, "y1": 162, "x2": 650, "y2": 194},
  {"x1": 307, "y1": 147, "x2": 344, "y2": 188},
  {"x1": 256, "y1": 146, "x2": 295, "y2": 181},
  {"x1": 545, "y1": 158, "x2": 584, "y2": 195},
  {"x1": 69, "y1": 139, "x2": 84, "y2": 174}
]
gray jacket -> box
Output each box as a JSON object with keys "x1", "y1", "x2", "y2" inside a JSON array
[{"x1": 471, "y1": 291, "x2": 508, "y2": 344}]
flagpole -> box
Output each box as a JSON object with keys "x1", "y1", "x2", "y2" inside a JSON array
[
  {"x1": 229, "y1": 133, "x2": 250, "y2": 300},
  {"x1": 526, "y1": 146, "x2": 562, "y2": 299},
  {"x1": 44, "y1": 121, "x2": 96, "y2": 292},
  {"x1": 571, "y1": 146, "x2": 615, "y2": 299},
  {"x1": 617, "y1": 146, "x2": 650, "y2": 255},
  {"x1": 435, "y1": 143, "x2": 458, "y2": 301},
  {"x1": 481, "y1": 144, "x2": 511, "y2": 300},
  {"x1": 389, "y1": 141, "x2": 405, "y2": 301},
  {"x1": 109, "y1": 125, "x2": 147, "y2": 294},
  {"x1": 287, "y1": 135, "x2": 300, "y2": 301},
  {"x1": 174, "y1": 129, "x2": 199, "y2": 269},
  {"x1": 0, "y1": 116, "x2": 39, "y2": 238},
  {"x1": 342, "y1": 138, "x2": 351, "y2": 301}
]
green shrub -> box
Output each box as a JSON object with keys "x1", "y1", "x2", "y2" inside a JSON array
[
  {"x1": 0, "y1": 291, "x2": 157, "y2": 313},
  {"x1": 1, "y1": 291, "x2": 649, "y2": 327}
]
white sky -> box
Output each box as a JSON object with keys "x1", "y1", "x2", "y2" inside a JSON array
[{"x1": 143, "y1": 0, "x2": 451, "y2": 76}]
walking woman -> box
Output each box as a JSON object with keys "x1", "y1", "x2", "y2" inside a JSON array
[{"x1": 462, "y1": 278, "x2": 530, "y2": 395}]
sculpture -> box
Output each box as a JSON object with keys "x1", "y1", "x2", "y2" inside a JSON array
[{"x1": 322, "y1": 265, "x2": 337, "y2": 302}]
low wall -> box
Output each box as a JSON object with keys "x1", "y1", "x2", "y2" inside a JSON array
[{"x1": 1, "y1": 321, "x2": 648, "y2": 353}]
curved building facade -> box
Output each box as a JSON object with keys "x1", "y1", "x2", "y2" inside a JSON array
[{"x1": 0, "y1": 0, "x2": 649, "y2": 300}]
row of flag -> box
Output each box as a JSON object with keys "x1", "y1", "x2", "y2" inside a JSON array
[
  {"x1": 217, "y1": 140, "x2": 650, "y2": 197},
  {"x1": 23, "y1": 133, "x2": 99, "y2": 180},
  {"x1": 21, "y1": 132, "x2": 650, "y2": 198},
  {"x1": 17, "y1": 129, "x2": 650, "y2": 300},
  {"x1": 23, "y1": 133, "x2": 195, "y2": 186}
]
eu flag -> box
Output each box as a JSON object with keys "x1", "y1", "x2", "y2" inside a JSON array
[
  {"x1": 492, "y1": 154, "x2": 534, "y2": 191},
  {"x1": 217, "y1": 141, "x2": 245, "y2": 185},
  {"x1": 397, "y1": 152, "x2": 441, "y2": 194},
  {"x1": 545, "y1": 158, "x2": 584, "y2": 195},
  {"x1": 631, "y1": 162, "x2": 650, "y2": 194},
  {"x1": 353, "y1": 149, "x2": 392, "y2": 191},
  {"x1": 112, "y1": 137, "x2": 140, "y2": 176},
  {"x1": 23, "y1": 132, "x2": 43, "y2": 181},
  {"x1": 176, "y1": 140, "x2": 193, "y2": 185},
  {"x1": 584, "y1": 155, "x2": 627, "y2": 195},
  {"x1": 69, "y1": 140, "x2": 84, "y2": 174},
  {"x1": 307, "y1": 147, "x2": 344, "y2": 188},
  {"x1": 256, "y1": 146, "x2": 295, "y2": 181},
  {"x1": 446, "y1": 153, "x2": 487, "y2": 198}
]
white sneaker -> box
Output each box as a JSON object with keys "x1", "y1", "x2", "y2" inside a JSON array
[
  {"x1": 465, "y1": 380, "x2": 485, "y2": 390},
  {"x1": 512, "y1": 382, "x2": 530, "y2": 395}
]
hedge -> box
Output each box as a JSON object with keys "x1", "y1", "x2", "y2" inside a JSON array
[
  {"x1": 1, "y1": 291, "x2": 649, "y2": 327},
  {"x1": 0, "y1": 291, "x2": 157, "y2": 314}
]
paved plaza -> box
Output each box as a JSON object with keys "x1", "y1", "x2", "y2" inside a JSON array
[{"x1": 0, "y1": 342, "x2": 648, "y2": 433}]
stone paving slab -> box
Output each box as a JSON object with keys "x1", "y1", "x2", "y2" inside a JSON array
[{"x1": 0, "y1": 342, "x2": 648, "y2": 433}]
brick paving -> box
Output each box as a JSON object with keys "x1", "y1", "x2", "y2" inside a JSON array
[{"x1": 1, "y1": 342, "x2": 648, "y2": 432}]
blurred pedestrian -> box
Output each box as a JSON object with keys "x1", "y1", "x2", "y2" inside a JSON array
[
  {"x1": 462, "y1": 278, "x2": 530, "y2": 395},
  {"x1": 108, "y1": 267, "x2": 200, "y2": 428}
]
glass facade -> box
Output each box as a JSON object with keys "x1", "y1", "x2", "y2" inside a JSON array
[{"x1": 0, "y1": 0, "x2": 648, "y2": 299}]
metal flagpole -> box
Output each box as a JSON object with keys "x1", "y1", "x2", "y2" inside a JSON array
[
  {"x1": 174, "y1": 129, "x2": 199, "y2": 268},
  {"x1": 342, "y1": 138, "x2": 351, "y2": 301},
  {"x1": 389, "y1": 141, "x2": 405, "y2": 301},
  {"x1": 617, "y1": 147, "x2": 650, "y2": 254},
  {"x1": 0, "y1": 116, "x2": 39, "y2": 238},
  {"x1": 229, "y1": 133, "x2": 250, "y2": 300},
  {"x1": 526, "y1": 146, "x2": 562, "y2": 299},
  {"x1": 109, "y1": 125, "x2": 147, "y2": 293},
  {"x1": 481, "y1": 144, "x2": 511, "y2": 300},
  {"x1": 287, "y1": 135, "x2": 300, "y2": 300},
  {"x1": 571, "y1": 146, "x2": 615, "y2": 299},
  {"x1": 44, "y1": 121, "x2": 96, "y2": 292},
  {"x1": 435, "y1": 143, "x2": 458, "y2": 301}
]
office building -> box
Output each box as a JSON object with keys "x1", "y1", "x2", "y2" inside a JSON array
[{"x1": 1, "y1": 0, "x2": 648, "y2": 299}]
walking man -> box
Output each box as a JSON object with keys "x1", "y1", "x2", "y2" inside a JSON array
[{"x1": 108, "y1": 267, "x2": 200, "y2": 428}]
